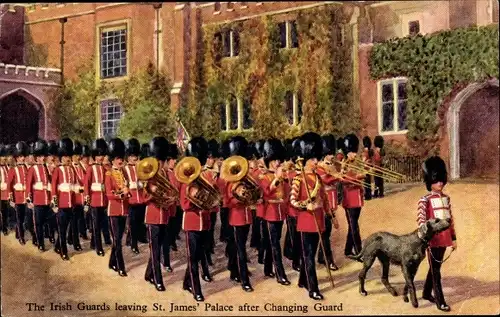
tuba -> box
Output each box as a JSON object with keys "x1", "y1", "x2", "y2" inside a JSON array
[
  {"x1": 174, "y1": 157, "x2": 221, "y2": 210},
  {"x1": 137, "y1": 157, "x2": 179, "y2": 209},
  {"x1": 220, "y1": 155, "x2": 262, "y2": 205}
]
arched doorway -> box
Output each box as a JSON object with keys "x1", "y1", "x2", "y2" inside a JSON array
[
  {"x1": 447, "y1": 79, "x2": 499, "y2": 180},
  {"x1": 0, "y1": 89, "x2": 44, "y2": 144}
]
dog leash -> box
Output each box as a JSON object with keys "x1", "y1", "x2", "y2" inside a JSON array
[{"x1": 428, "y1": 247, "x2": 454, "y2": 263}]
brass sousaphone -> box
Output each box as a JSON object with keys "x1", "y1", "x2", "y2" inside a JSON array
[
  {"x1": 220, "y1": 155, "x2": 262, "y2": 205},
  {"x1": 174, "y1": 156, "x2": 221, "y2": 210},
  {"x1": 137, "y1": 157, "x2": 179, "y2": 209}
]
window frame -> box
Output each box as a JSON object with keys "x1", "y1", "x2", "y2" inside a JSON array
[
  {"x1": 285, "y1": 91, "x2": 302, "y2": 126},
  {"x1": 377, "y1": 77, "x2": 409, "y2": 135},
  {"x1": 279, "y1": 20, "x2": 299, "y2": 50},
  {"x1": 99, "y1": 99, "x2": 124, "y2": 140},
  {"x1": 218, "y1": 29, "x2": 239, "y2": 59},
  {"x1": 222, "y1": 96, "x2": 252, "y2": 132},
  {"x1": 95, "y1": 19, "x2": 132, "y2": 83}
]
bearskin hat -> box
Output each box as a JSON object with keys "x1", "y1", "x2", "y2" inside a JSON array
[
  {"x1": 0, "y1": 144, "x2": 5, "y2": 157},
  {"x1": 291, "y1": 137, "x2": 302, "y2": 162},
  {"x1": 186, "y1": 136, "x2": 209, "y2": 166},
  {"x1": 108, "y1": 138, "x2": 126, "y2": 161},
  {"x1": 150, "y1": 136, "x2": 169, "y2": 162},
  {"x1": 374, "y1": 135, "x2": 384, "y2": 149},
  {"x1": 207, "y1": 139, "x2": 220, "y2": 158},
  {"x1": 299, "y1": 132, "x2": 323, "y2": 161},
  {"x1": 33, "y1": 140, "x2": 48, "y2": 157},
  {"x1": 255, "y1": 139, "x2": 265, "y2": 159},
  {"x1": 220, "y1": 139, "x2": 230, "y2": 160},
  {"x1": 73, "y1": 141, "x2": 83, "y2": 156},
  {"x1": 167, "y1": 143, "x2": 180, "y2": 160},
  {"x1": 47, "y1": 140, "x2": 58, "y2": 156},
  {"x1": 228, "y1": 136, "x2": 248, "y2": 158},
  {"x1": 423, "y1": 156, "x2": 448, "y2": 191},
  {"x1": 4, "y1": 144, "x2": 14, "y2": 157},
  {"x1": 125, "y1": 138, "x2": 141, "y2": 157},
  {"x1": 322, "y1": 134, "x2": 337, "y2": 157},
  {"x1": 284, "y1": 138, "x2": 294, "y2": 161},
  {"x1": 92, "y1": 138, "x2": 108, "y2": 157},
  {"x1": 344, "y1": 134, "x2": 359, "y2": 154},
  {"x1": 263, "y1": 138, "x2": 286, "y2": 167},
  {"x1": 140, "y1": 143, "x2": 151, "y2": 160},
  {"x1": 362, "y1": 136, "x2": 372, "y2": 149},
  {"x1": 246, "y1": 141, "x2": 259, "y2": 160},
  {"x1": 58, "y1": 138, "x2": 74, "y2": 157},
  {"x1": 28, "y1": 142, "x2": 35, "y2": 156},
  {"x1": 81, "y1": 145, "x2": 91, "y2": 157}
]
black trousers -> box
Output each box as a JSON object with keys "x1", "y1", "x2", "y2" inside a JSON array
[
  {"x1": 183, "y1": 230, "x2": 209, "y2": 296},
  {"x1": 258, "y1": 219, "x2": 270, "y2": 264},
  {"x1": 33, "y1": 205, "x2": 51, "y2": 248},
  {"x1": 264, "y1": 221, "x2": 287, "y2": 280},
  {"x1": 14, "y1": 204, "x2": 26, "y2": 241},
  {"x1": 109, "y1": 216, "x2": 127, "y2": 271},
  {"x1": 423, "y1": 247, "x2": 447, "y2": 304},
  {"x1": 208, "y1": 211, "x2": 217, "y2": 252},
  {"x1": 173, "y1": 206, "x2": 183, "y2": 239},
  {"x1": 55, "y1": 208, "x2": 73, "y2": 256},
  {"x1": 67, "y1": 205, "x2": 83, "y2": 248},
  {"x1": 219, "y1": 207, "x2": 230, "y2": 242},
  {"x1": 0, "y1": 200, "x2": 8, "y2": 232},
  {"x1": 298, "y1": 232, "x2": 320, "y2": 293},
  {"x1": 364, "y1": 175, "x2": 372, "y2": 200},
  {"x1": 344, "y1": 207, "x2": 362, "y2": 255},
  {"x1": 162, "y1": 225, "x2": 171, "y2": 268},
  {"x1": 145, "y1": 224, "x2": 167, "y2": 286},
  {"x1": 318, "y1": 215, "x2": 336, "y2": 265},
  {"x1": 25, "y1": 205, "x2": 36, "y2": 241},
  {"x1": 227, "y1": 224, "x2": 251, "y2": 285},
  {"x1": 128, "y1": 204, "x2": 145, "y2": 248},
  {"x1": 91, "y1": 207, "x2": 105, "y2": 252},
  {"x1": 250, "y1": 213, "x2": 261, "y2": 249},
  {"x1": 283, "y1": 216, "x2": 300, "y2": 267},
  {"x1": 374, "y1": 174, "x2": 384, "y2": 197}
]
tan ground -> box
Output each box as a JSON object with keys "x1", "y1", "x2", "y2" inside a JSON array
[{"x1": 1, "y1": 182, "x2": 499, "y2": 316}]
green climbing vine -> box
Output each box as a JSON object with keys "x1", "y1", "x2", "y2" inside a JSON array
[
  {"x1": 369, "y1": 24, "x2": 499, "y2": 155},
  {"x1": 184, "y1": 4, "x2": 358, "y2": 141}
]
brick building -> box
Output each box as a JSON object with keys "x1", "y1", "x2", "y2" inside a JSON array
[{"x1": 0, "y1": 1, "x2": 498, "y2": 179}]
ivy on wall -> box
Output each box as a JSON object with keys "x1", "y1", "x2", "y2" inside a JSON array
[
  {"x1": 184, "y1": 4, "x2": 359, "y2": 141},
  {"x1": 369, "y1": 24, "x2": 499, "y2": 156}
]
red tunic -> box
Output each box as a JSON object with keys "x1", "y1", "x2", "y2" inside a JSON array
[
  {"x1": 124, "y1": 164, "x2": 145, "y2": 205},
  {"x1": 7, "y1": 165, "x2": 28, "y2": 204},
  {"x1": 202, "y1": 167, "x2": 220, "y2": 214},
  {"x1": 261, "y1": 171, "x2": 288, "y2": 222},
  {"x1": 372, "y1": 149, "x2": 382, "y2": 167},
  {"x1": 72, "y1": 162, "x2": 86, "y2": 206},
  {"x1": 417, "y1": 192, "x2": 456, "y2": 248},
  {"x1": 0, "y1": 165, "x2": 9, "y2": 201},
  {"x1": 144, "y1": 167, "x2": 171, "y2": 225},
  {"x1": 285, "y1": 170, "x2": 299, "y2": 217},
  {"x1": 83, "y1": 164, "x2": 107, "y2": 208},
  {"x1": 26, "y1": 164, "x2": 51, "y2": 206},
  {"x1": 104, "y1": 168, "x2": 129, "y2": 217},
  {"x1": 180, "y1": 182, "x2": 212, "y2": 231},
  {"x1": 225, "y1": 181, "x2": 253, "y2": 226},
  {"x1": 316, "y1": 165, "x2": 340, "y2": 210},
  {"x1": 341, "y1": 168, "x2": 365, "y2": 208},
  {"x1": 166, "y1": 168, "x2": 181, "y2": 217},
  {"x1": 290, "y1": 172, "x2": 327, "y2": 233},
  {"x1": 252, "y1": 167, "x2": 266, "y2": 218},
  {"x1": 51, "y1": 165, "x2": 76, "y2": 209}
]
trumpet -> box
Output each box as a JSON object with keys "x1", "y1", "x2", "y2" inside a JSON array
[
  {"x1": 137, "y1": 157, "x2": 179, "y2": 209},
  {"x1": 220, "y1": 155, "x2": 262, "y2": 205},
  {"x1": 174, "y1": 157, "x2": 221, "y2": 211}
]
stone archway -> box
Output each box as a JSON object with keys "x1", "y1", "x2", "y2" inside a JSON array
[
  {"x1": 0, "y1": 88, "x2": 45, "y2": 144},
  {"x1": 447, "y1": 78, "x2": 499, "y2": 180}
]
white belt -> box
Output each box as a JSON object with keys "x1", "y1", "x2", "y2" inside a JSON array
[
  {"x1": 72, "y1": 184, "x2": 83, "y2": 192},
  {"x1": 91, "y1": 183, "x2": 104, "y2": 192},
  {"x1": 324, "y1": 186, "x2": 336, "y2": 191},
  {"x1": 434, "y1": 209, "x2": 451, "y2": 219},
  {"x1": 58, "y1": 183, "x2": 72, "y2": 192},
  {"x1": 0, "y1": 182, "x2": 6, "y2": 190},
  {"x1": 268, "y1": 199, "x2": 284, "y2": 204},
  {"x1": 129, "y1": 182, "x2": 137, "y2": 189},
  {"x1": 33, "y1": 182, "x2": 51, "y2": 191},
  {"x1": 14, "y1": 183, "x2": 25, "y2": 191}
]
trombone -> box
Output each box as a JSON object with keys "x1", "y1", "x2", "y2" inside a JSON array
[
  {"x1": 318, "y1": 161, "x2": 373, "y2": 190},
  {"x1": 338, "y1": 158, "x2": 402, "y2": 182},
  {"x1": 353, "y1": 157, "x2": 405, "y2": 180}
]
